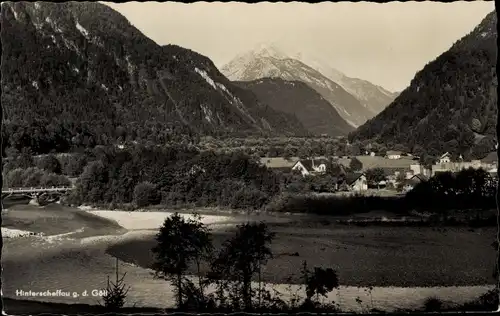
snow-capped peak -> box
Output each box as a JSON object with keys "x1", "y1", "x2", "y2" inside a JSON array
[
  {"x1": 253, "y1": 42, "x2": 289, "y2": 60},
  {"x1": 234, "y1": 42, "x2": 289, "y2": 62},
  {"x1": 292, "y1": 51, "x2": 346, "y2": 83}
]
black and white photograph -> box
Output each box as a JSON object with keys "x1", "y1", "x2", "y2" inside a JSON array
[{"x1": 1, "y1": 0, "x2": 498, "y2": 313}]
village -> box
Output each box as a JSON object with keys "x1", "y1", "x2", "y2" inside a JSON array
[{"x1": 260, "y1": 149, "x2": 498, "y2": 195}]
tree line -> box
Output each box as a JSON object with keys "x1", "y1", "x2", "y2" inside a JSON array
[
  {"x1": 3, "y1": 144, "x2": 496, "y2": 217},
  {"x1": 60, "y1": 144, "x2": 284, "y2": 211}
]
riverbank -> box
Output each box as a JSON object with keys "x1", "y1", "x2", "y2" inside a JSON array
[
  {"x1": 102, "y1": 211, "x2": 496, "y2": 287},
  {"x1": 2, "y1": 203, "x2": 496, "y2": 313}
]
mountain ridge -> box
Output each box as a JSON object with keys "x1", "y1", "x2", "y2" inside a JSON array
[
  {"x1": 236, "y1": 77, "x2": 355, "y2": 136},
  {"x1": 221, "y1": 45, "x2": 398, "y2": 126},
  {"x1": 1, "y1": 1, "x2": 308, "y2": 155},
  {"x1": 292, "y1": 52, "x2": 400, "y2": 115},
  {"x1": 221, "y1": 49, "x2": 366, "y2": 127},
  {"x1": 349, "y1": 11, "x2": 497, "y2": 160}
]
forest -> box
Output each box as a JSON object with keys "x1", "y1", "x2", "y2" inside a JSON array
[{"x1": 3, "y1": 145, "x2": 496, "y2": 219}]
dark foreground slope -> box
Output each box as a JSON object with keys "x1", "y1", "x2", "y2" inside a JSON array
[
  {"x1": 349, "y1": 12, "x2": 497, "y2": 159},
  {"x1": 0, "y1": 2, "x2": 307, "y2": 155},
  {"x1": 237, "y1": 78, "x2": 355, "y2": 136}
]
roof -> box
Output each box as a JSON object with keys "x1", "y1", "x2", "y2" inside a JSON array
[
  {"x1": 440, "y1": 152, "x2": 451, "y2": 159},
  {"x1": 480, "y1": 152, "x2": 497, "y2": 164},
  {"x1": 337, "y1": 155, "x2": 416, "y2": 172},
  {"x1": 294, "y1": 159, "x2": 329, "y2": 171},
  {"x1": 386, "y1": 151, "x2": 402, "y2": 155},
  {"x1": 346, "y1": 172, "x2": 365, "y2": 185},
  {"x1": 411, "y1": 174, "x2": 429, "y2": 182}
]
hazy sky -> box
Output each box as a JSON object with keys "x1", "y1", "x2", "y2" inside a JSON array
[{"x1": 104, "y1": 1, "x2": 495, "y2": 92}]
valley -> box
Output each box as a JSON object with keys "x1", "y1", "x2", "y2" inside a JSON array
[{"x1": 1, "y1": 1, "x2": 497, "y2": 314}]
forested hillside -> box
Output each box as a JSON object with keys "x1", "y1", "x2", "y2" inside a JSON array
[
  {"x1": 1, "y1": 2, "x2": 307, "y2": 156},
  {"x1": 237, "y1": 78, "x2": 355, "y2": 136},
  {"x1": 349, "y1": 12, "x2": 497, "y2": 159}
]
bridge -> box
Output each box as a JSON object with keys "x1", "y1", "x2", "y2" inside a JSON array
[{"x1": 2, "y1": 186, "x2": 75, "y2": 203}]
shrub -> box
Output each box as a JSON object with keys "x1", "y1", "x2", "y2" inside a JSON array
[
  {"x1": 37, "y1": 154, "x2": 62, "y2": 174},
  {"x1": 133, "y1": 181, "x2": 158, "y2": 208},
  {"x1": 22, "y1": 167, "x2": 45, "y2": 187},
  {"x1": 62, "y1": 153, "x2": 88, "y2": 177},
  {"x1": 423, "y1": 297, "x2": 443, "y2": 312}
]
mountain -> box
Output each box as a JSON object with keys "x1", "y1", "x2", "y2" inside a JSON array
[
  {"x1": 1, "y1": 2, "x2": 307, "y2": 155},
  {"x1": 220, "y1": 45, "x2": 371, "y2": 128},
  {"x1": 293, "y1": 53, "x2": 399, "y2": 115},
  {"x1": 236, "y1": 78, "x2": 355, "y2": 136},
  {"x1": 349, "y1": 12, "x2": 497, "y2": 160}
]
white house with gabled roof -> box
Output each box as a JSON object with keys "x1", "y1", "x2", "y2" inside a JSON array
[{"x1": 439, "y1": 152, "x2": 451, "y2": 164}]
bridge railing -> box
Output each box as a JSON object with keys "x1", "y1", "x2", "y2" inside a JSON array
[{"x1": 1, "y1": 186, "x2": 74, "y2": 193}]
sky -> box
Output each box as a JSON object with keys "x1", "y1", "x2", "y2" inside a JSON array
[{"x1": 104, "y1": 1, "x2": 495, "y2": 92}]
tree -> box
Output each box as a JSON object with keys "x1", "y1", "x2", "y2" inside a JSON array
[
  {"x1": 133, "y1": 181, "x2": 158, "y2": 207},
  {"x1": 63, "y1": 153, "x2": 88, "y2": 177},
  {"x1": 209, "y1": 222, "x2": 275, "y2": 310},
  {"x1": 395, "y1": 172, "x2": 406, "y2": 188},
  {"x1": 283, "y1": 145, "x2": 295, "y2": 160},
  {"x1": 301, "y1": 261, "x2": 339, "y2": 307},
  {"x1": 22, "y1": 167, "x2": 45, "y2": 187},
  {"x1": 152, "y1": 213, "x2": 213, "y2": 310},
  {"x1": 365, "y1": 168, "x2": 386, "y2": 187},
  {"x1": 37, "y1": 154, "x2": 62, "y2": 174},
  {"x1": 267, "y1": 146, "x2": 279, "y2": 157},
  {"x1": 348, "y1": 142, "x2": 362, "y2": 156},
  {"x1": 393, "y1": 144, "x2": 408, "y2": 153},
  {"x1": 297, "y1": 142, "x2": 312, "y2": 159},
  {"x1": 3, "y1": 168, "x2": 25, "y2": 188},
  {"x1": 349, "y1": 157, "x2": 363, "y2": 172},
  {"x1": 77, "y1": 160, "x2": 109, "y2": 203},
  {"x1": 17, "y1": 149, "x2": 35, "y2": 169},
  {"x1": 325, "y1": 143, "x2": 335, "y2": 157},
  {"x1": 420, "y1": 154, "x2": 436, "y2": 169},
  {"x1": 102, "y1": 258, "x2": 130, "y2": 311},
  {"x1": 4, "y1": 147, "x2": 20, "y2": 158}
]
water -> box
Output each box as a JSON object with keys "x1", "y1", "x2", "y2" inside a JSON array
[{"x1": 3, "y1": 205, "x2": 495, "y2": 312}]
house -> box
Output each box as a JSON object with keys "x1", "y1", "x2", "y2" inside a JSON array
[
  {"x1": 346, "y1": 173, "x2": 368, "y2": 191},
  {"x1": 431, "y1": 156, "x2": 496, "y2": 176},
  {"x1": 439, "y1": 152, "x2": 451, "y2": 164},
  {"x1": 386, "y1": 151, "x2": 402, "y2": 160},
  {"x1": 411, "y1": 174, "x2": 429, "y2": 183},
  {"x1": 488, "y1": 167, "x2": 497, "y2": 178},
  {"x1": 401, "y1": 174, "x2": 429, "y2": 192},
  {"x1": 291, "y1": 159, "x2": 328, "y2": 176}
]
